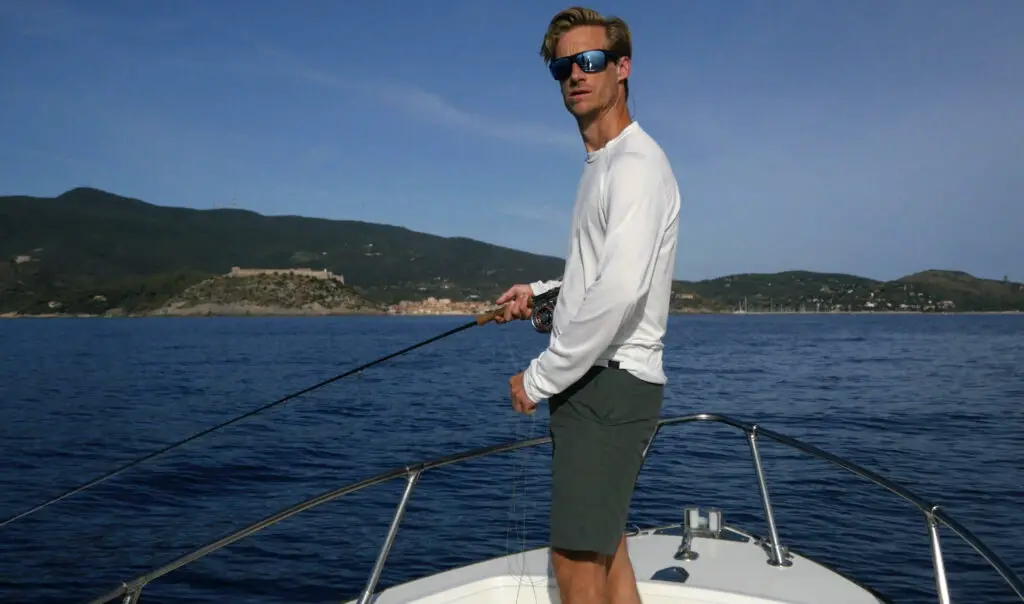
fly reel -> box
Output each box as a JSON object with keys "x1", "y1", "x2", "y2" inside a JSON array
[{"x1": 531, "y1": 286, "x2": 560, "y2": 333}]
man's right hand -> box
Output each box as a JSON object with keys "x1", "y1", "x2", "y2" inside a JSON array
[{"x1": 494, "y1": 284, "x2": 533, "y2": 324}]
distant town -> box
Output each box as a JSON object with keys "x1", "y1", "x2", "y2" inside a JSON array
[
  {"x1": 387, "y1": 297, "x2": 494, "y2": 316},
  {"x1": 5, "y1": 256, "x2": 1023, "y2": 318},
  {"x1": 725, "y1": 283, "x2": 959, "y2": 314}
]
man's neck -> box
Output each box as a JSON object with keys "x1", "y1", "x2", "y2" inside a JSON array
[{"x1": 578, "y1": 101, "x2": 632, "y2": 153}]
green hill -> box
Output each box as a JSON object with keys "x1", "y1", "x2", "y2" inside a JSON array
[
  {"x1": 676, "y1": 270, "x2": 876, "y2": 312},
  {"x1": 672, "y1": 269, "x2": 1024, "y2": 313},
  {"x1": 0, "y1": 187, "x2": 566, "y2": 310},
  {"x1": 153, "y1": 273, "x2": 383, "y2": 316},
  {"x1": 2, "y1": 187, "x2": 1022, "y2": 315}
]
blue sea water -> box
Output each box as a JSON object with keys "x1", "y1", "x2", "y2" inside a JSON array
[{"x1": 0, "y1": 314, "x2": 1021, "y2": 604}]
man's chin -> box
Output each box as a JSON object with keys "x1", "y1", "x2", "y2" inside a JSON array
[{"x1": 565, "y1": 97, "x2": 596, "y2": 118}]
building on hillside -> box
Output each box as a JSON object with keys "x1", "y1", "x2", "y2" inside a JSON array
[{"x1": 228, "y1": 266, "x2": 345, "y2": 284}]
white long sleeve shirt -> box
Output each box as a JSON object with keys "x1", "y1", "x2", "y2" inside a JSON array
[{"x1": 522, "y1": 121, "x2": 681, "y2": 403}]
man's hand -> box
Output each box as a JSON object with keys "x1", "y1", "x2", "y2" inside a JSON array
[
  {"x1": 495, "y1": 284, "x2": 533, "y2": 324},
  {"x1": 509, "y1": 371, "x2": 537, "y2": 415}
]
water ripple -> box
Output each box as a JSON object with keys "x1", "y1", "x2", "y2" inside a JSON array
[{"x1": 0, "y1": 314, "x2": 1022, "y2": 603}]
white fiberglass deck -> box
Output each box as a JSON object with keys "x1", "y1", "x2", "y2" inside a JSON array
[{"x1": 352, "y1": 529, "x2": 885, "y2": 604}]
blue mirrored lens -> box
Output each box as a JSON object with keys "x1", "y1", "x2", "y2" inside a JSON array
[
  {"x1": 549, "y1": 50, "x2": 611, "y2": 80},
  {"x1": 549, "y1": 57, "x2": 573, "y2": 80},
  {"x1": 577, "y1": 50, "x2": 607, "y2": 72}
]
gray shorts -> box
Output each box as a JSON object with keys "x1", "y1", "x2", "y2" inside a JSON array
[{"x1": 547, "y1": 364, "x2": 663, "y2": 557}]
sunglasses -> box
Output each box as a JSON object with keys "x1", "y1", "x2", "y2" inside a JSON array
[{"x1": 548, "y1": 49, "x2": 620, "y2": 81}]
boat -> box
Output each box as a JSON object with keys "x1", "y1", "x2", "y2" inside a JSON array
[{"x1": 84, "y1": 413, "x2": 1023, "y2": 604}]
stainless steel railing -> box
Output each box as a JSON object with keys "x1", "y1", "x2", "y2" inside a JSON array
[{"x1": 83, "y1": 413, "x2": 1023, "y2": 604}]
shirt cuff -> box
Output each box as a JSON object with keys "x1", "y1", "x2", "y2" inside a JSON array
[
  {"x1": 529, "y1": 279, "x2": 561, "y2": 296},
  {"x1": 522, "y1": 358, "x2": 552, "y2": 403}
]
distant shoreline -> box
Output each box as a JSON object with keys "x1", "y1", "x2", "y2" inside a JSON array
[
  {"x1": 721, "y1": 310, "x2": 1022, "y2": 316},
  {"x1": 3, "y1": 309, "x2": 1021, "y2": 319}
]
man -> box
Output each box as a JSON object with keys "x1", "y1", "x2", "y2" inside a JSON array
[{"x1": 495, "y1": 6, "x2": 682, "y2": 604}]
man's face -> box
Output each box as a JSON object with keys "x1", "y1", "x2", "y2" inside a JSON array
[{"x1": 552, "y1": 25, "x2": 628, "y2": 118}]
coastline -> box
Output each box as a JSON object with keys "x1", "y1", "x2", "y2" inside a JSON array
[
  {"x1": 721, "y1": 310, "x2": 1022, "y2": 316},
  {"x1": 3, "y1": 309, "x2": 1020, "y2": 319}
]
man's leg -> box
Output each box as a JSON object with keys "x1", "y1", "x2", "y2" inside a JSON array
[
  {"x1": 606, "y1": 534, "x2": 642, "y2": 604},
  {"x1": 550, "y1": 548, "x2": 609, "y2": 604},
  {"x1": 549, "y1": 536, "x2": 640, "y2": 604},
  {"x1": 548, "y1": 366, "x2": 662, "y2": 604}
]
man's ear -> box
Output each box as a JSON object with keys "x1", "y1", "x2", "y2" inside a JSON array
[{"x1": 616, "y1": 56, "x2": 631, "y2": 84}]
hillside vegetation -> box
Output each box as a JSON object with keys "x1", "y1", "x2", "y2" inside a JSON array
[
  {"x1": 676, "y1": 269, "x2": 1024, "y2": 312},
  {"x1": 2, "y1": 187, "x2": 1022, "y2": 315},
  {"x1": 0, "y1": 187, "x2": 564, "y2": 305}
]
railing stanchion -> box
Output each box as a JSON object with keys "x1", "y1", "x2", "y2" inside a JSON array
[
  {"x1": 75, "y1": 415, "x2": 1024, "y2": 604},
  {"x1": 641, "y1": 423, "x2": 661, "y2": 461},
  {"x1": 747, "y1": 426, "x2": 790, "y2": 567},
  {"x1": 927, "y1": 507, "x2": 952, "y2": 604},
  {"x1": 118, "y1": 583, "x2": 141, "y2": 604},
  {"x1": 357, "y1": 469, "x2": 421, "y2": 604}
]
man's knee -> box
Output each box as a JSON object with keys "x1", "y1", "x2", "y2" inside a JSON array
[
  {"x1": 550, "y1": 547, "x2": 609, "y2": 602},
  {"x1": 551, "y1": 547, "x2": 610, "y2": 566},
  {"x1": 551, "y1": 547, "x2": 611, "y2": 586}
]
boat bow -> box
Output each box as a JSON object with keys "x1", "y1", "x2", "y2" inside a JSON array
[{"x1": 82, "y1": 413, "x2": 1023, "y2": 604}]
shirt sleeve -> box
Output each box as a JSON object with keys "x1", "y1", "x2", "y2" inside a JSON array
[
  {"x1": 529, "y1": 279, "x2": 562, "y2": 296},
  {"x1": 523, "y1": 153, "x2": 674, "y2": 403}
]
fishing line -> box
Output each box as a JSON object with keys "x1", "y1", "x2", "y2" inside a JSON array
[
  {"x1": 501, "y1": 324, "x2": 542, "y2": 601},
  {"x1": 1, "y1": 303, "x2": 540, "y2": 530},
  {"x1": 499, "y1": 287, "x2": 562, "y2": 599}
]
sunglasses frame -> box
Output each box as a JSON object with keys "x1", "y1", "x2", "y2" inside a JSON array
[{"x1": 548, "y1": 49, "x2": 621, "y2": 81}]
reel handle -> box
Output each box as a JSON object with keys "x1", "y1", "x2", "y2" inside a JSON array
[{"x1": 476, "y1": 287, "x2": 560, "y2": 332}]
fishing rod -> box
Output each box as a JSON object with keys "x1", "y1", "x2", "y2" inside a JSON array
[{"x1": 0, "y1": 287, "x2": 559, "y2": 530}]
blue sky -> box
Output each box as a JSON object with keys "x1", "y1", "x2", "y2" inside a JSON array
[{"x1": 2, "y1": 0, "x2": 1022, "y2": 282}]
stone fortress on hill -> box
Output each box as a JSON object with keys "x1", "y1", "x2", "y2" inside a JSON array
[
  {"x1": 228, "y1": 266, "x2": 345, "y2": 284},
  {"x1": 226, "y1": 266, "x2": 488, "y2": 315}
]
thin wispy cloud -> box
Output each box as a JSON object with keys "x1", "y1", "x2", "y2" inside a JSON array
[
  {"x1": 4, "y1": 1, "x2": 1020, "y2": 281},
  {"x1": 259, "y1": 48, "x2": 578, "y2": 149}
]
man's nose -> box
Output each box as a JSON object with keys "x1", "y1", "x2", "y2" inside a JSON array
[{"x1": 569, "y1": 62, "x2": 586, "y2": 83}]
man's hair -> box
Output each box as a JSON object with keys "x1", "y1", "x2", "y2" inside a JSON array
[{"x1": 540, "y1": 6, "x2": 632, "y2": 99}]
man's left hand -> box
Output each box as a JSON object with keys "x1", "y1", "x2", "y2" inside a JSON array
[{"x1": 509, "y1": 371, "x2": 537, "y2": 415}]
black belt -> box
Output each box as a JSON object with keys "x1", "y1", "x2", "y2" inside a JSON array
[{"x1": 595, "y1": 360, "x2": 621, "y2": 369}]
